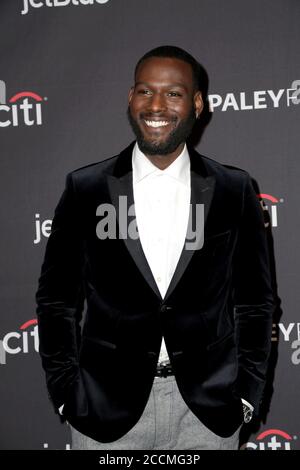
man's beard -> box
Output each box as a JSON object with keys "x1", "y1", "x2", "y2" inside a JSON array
[{"x1": 127, "y1": 106, "x2": 196, "y2": 156}]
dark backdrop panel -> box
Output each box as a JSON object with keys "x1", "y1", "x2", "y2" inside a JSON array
[{"x1": 0, "y1": 0, "x2": 299, "y2": 450}]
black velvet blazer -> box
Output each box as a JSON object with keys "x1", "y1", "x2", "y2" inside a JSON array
[{"x1": 36, "y1": 141, "x2": 274, "y2": 442}]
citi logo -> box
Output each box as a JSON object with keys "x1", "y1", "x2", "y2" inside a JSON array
[
  {"x1": 0, "y1": 319, "x2": 39, "y2": 365},
  {"x1": 43, "y1": 443, "x2": 71, "y2": 450},
  {"x1": 259, "y1": 193, "x2": 283, "y2": 228},
  {"x1": 241, "y1": 429, "x2": 297, "y2": 450},
  {"x1": 21, "y1": 0, "x2": 110, "y2": 16},
  {"x1": 0, "y1": 80, "x2": 46, "y2": 128}
]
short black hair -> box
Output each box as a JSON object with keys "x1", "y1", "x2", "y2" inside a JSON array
[{"x1": 134, "y1": 45, "x2": 204, "y2": 93}]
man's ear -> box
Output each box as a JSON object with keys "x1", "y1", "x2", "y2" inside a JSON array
[
  {"x1": 194, "y1": 91, "x2": 204, "y2": 118},
  {"x1": 128, "y1": 86, "x2": 134, "y2": 104}
]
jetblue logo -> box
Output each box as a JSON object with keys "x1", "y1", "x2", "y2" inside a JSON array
[{"x1": 21, "y1": 0, "x2": 110, "y2": 16}]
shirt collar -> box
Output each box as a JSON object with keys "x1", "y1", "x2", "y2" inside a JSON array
[{"x1": 132, "y1": 141, "x2": 190, "y2": 186}]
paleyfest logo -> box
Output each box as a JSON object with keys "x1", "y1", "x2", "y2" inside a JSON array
[
  {"x1": 241, "y1": 429, "x2": 297, "y2": 450},
  {"x1": 209, "y1": 79, "x2": 300, "y2": 112},
  {"x1": 0, "y1": 80, "x2": 46, "y2": 128},
  {"x1": 0, "y1": 319, "x2": 39, "y2": 365},
  {"x1": 21, "y1": 0, "x2": 110, "y2": 15}
]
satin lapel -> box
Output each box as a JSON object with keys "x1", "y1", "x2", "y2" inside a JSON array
[
  {"x1": 107, "y1": 171, "x2": 162, "y2": 301},
  {"x1": 164, "y1": 168, "x2": 215, "y2": 301}
]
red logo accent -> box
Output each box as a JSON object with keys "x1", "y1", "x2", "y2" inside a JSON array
[
  {"x1": 9, "y1": 92, "x2": 43, "y2": 103},
  {"x1": 259, "y1": 193, "x2": 279, "y2": 203},
  {"x1": 257, "y1": 429, "x2": 292, "y2": 440},
  {"x1": 20, "y1": 319, "x2": 38, "y2": 330}
]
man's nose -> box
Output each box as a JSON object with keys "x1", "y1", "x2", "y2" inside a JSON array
[{"x1": 148, "y1": 93, "x2": 167, "y2": 113}]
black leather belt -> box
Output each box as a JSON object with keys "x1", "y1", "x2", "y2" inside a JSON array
[{"x1": 155, "y1": 361, "x2": 174, "y2": 378}]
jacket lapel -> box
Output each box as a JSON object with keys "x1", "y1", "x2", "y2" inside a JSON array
[
  {"x1": 107, "y1": 143, "x2": 163, "y2": 300},
  {"x1": 164, "y1": 146, "x2": 215, "y2": 300},
  {"x1": 107, "y1": 142, "x2": 215, "y2": 302}
]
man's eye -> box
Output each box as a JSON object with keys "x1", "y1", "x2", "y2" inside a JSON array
[
  {"x1": 168, "y1": 91, "x2": 182, "y2": 97},
  {"x1": 138, "y1": 89, "x2": 151, "y2": 95}
]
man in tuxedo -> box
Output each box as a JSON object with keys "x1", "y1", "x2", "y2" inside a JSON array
[{"x1": 36, "y1": 46, "x2": 274, "y2": 450}]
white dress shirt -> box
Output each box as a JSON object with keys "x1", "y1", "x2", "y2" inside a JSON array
[{"x1": 132, "y1": 142, "x2": 191, "y2": 364}]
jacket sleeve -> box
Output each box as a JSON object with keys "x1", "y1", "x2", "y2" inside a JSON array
[
  {"x1": 36, "y1": 172, "x2": 85, "y2": 411},
  {"x1": 232, "y1": 173, "x2": 275, "y2": 413}
]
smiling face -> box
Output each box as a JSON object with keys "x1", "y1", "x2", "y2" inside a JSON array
[{"x1": 128, "y1": 57, "x2": 203, "y2": 164}]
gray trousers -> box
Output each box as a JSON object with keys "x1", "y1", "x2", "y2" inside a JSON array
[{"x1": 70, "y1": 375, "x2": 242, "y2": 450}]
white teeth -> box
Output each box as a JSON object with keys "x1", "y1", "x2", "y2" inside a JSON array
[{"x1": 144, "y1": 120, "x2": 169, "y2": 128}]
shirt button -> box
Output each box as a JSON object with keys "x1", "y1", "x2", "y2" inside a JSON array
[{"x1": 157, "y1": 277, "x2": 162, "y2": 283}]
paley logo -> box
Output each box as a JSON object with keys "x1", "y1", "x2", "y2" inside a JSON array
[
  {"x1": 272, "y1": 322, "x2": 300, "y2": 366},
  {"x1": 0, "y1": 319, "x2": 39, "y2": 365},
  {"x1": 209, "y1": 79, "x2": 300, "y2": 112},
  {"x1": 21, "y1": 0, "x2": 110, "y2": 15},
  {"x1": 0, "y1": 80, "x2": 46, "y2": 128},
  {"x1": 259, "y1": 193, "x2": 283, "y2": 228},
  {"x1": 241, "y1": 429, "x2": 297, "y2": 450}
]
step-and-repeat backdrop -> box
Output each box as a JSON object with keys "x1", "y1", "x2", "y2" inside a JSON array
[{"x1": 0, "y1": 0, "x2": 299, "y2": 450}]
